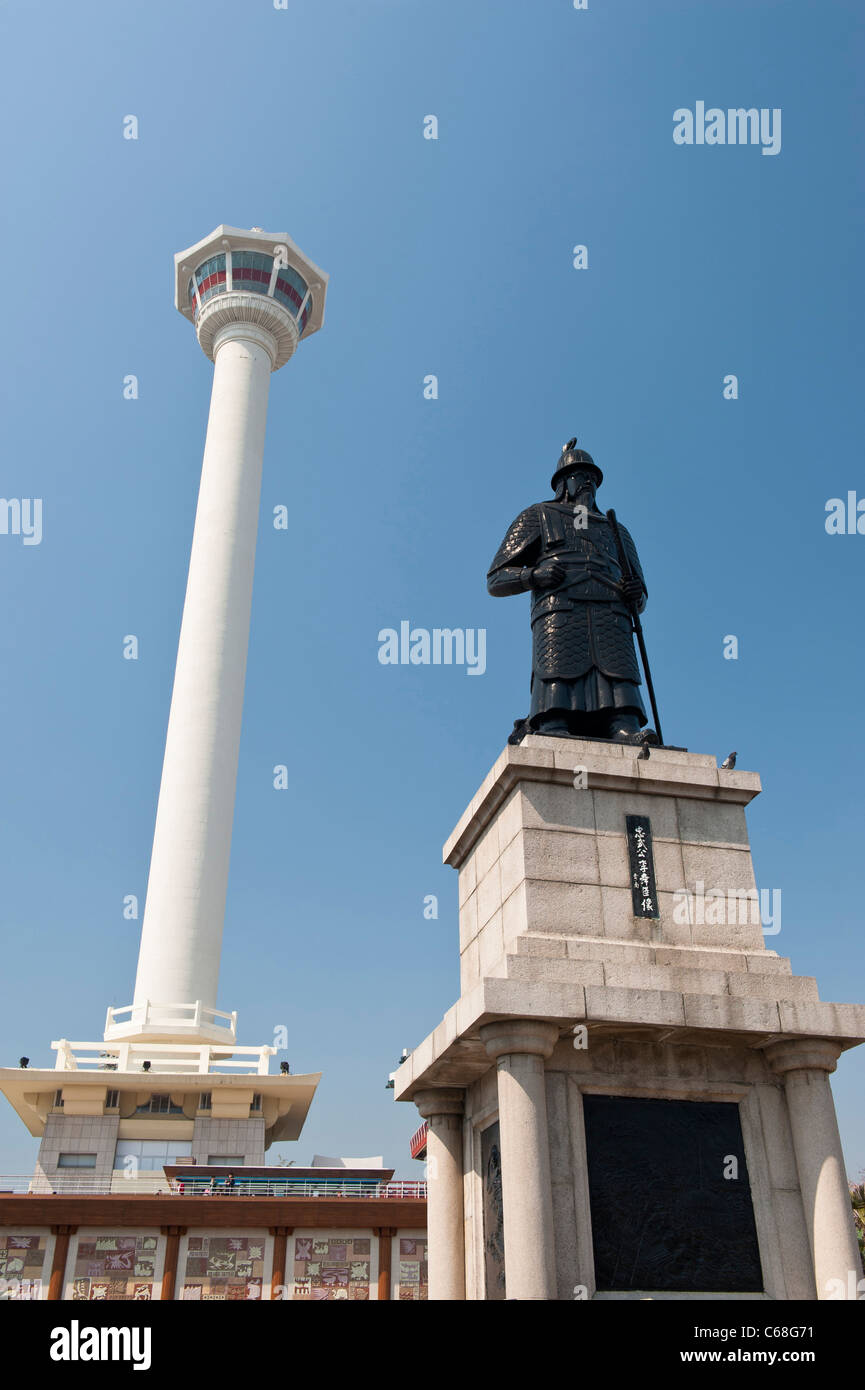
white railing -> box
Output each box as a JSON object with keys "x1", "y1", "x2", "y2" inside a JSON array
[
  {"x1": 0, "y1": 1174, "x2": 176, "y2": 1195},
  {"x1": 104, "y1": 1001, "x2": 238, "y2": 1041},
  {"x1": 52, "y1": 1039, "x2": 276, "y2": 1076},
  {"x1": 0, "y1": 1175, "x2": 427, "y2": 1200}
]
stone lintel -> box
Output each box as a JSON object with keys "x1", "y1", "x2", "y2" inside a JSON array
[{"x1": 393, "y1": 976, "x2": 865, "y2": 1103}]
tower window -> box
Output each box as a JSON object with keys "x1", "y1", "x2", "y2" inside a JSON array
[
  {"x1": 134, "y1": 1094, "x2": 184, "y2": 1115},
  {"x1": 231, "y1": 249, "x2": 273, "y2": 295},
  {"x1": 273, "y1": 263, "x2": 309, "y2": 321},
  {"x1": 193, "y1": 253, "x2": 227, "y2": 311}
]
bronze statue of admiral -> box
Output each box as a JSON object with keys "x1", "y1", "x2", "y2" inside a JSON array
[{"x1": 487, "y1": 439, "x2": 659, "y2": 745}]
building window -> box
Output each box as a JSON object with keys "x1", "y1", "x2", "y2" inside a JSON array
[
  {"x1": 198, "y1": 1092, "x2": 211, "y2": 1111},
  {"x1": 207, "y1": 1155, "x2": 244, "y2": 1166},
  {"x1": 114, "y1": 1139, "x2": 193, "y2": 1172},
  {"x1": 251, "y1": 1094, "x2": 262, "y2": 1112},
  {"x1": 134, "y1": 1094, "x2": 184, "y2": 1115},
  {"x1": 106, "y1": 1090, "x2": 119, "y2": 1109},
  {"x1": 57, "y1": 1153, "x2": 97, "y2": 1169},
  {"x1": 53, "y1": 1089, "x2": 64, "y2": 1108}
]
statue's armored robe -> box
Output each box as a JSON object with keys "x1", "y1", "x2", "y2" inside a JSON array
[{"x1": 487, "y1": 502, "x2": 649, "y2": 731}]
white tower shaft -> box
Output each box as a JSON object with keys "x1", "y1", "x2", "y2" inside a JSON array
[
  {"x1": 133, "y1": 324, "x2": 273, "y2": 1023},
  {"x1": 103, "y1": 224, "x2": 327, "y2": 1046}
]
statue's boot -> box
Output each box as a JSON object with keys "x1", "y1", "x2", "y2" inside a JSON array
[
  {"x1": 635, "y1": 727, "x2": 660, "y2": 747},
  {"x1": 534, "y1": 714, "x2": 570, "y2": 736},
  {"x1": 609, "y1": 714, "x2": 642, "y2": 742},
  {"x1": 609, "y1": 715, "x2": 660, "y2": 747}
]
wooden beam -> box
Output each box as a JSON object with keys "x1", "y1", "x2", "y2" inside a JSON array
[
  {"x1": 159, "y1": 1226, "x2": 186, "y2": 1301},
  {"x1": 269, "y1": 1226, "x2": 293, "y2": 1301},
  {"x1": 375, "y1": 1226, "x2": 396, "y2": 1301},
  {"x1": 0, "y1": 1194, "x2": 426, "y2": 1231},
  {"x1": 47, "y1": 1225, "x2": 75, "y2": 1302}
]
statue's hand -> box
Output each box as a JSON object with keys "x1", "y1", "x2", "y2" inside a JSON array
[
  {"x1": 620, "y1": 577, "x2": 643, "y2": 606},
  {"x1": 531, "y1": 560, "x2": 565, "y2": 589}
]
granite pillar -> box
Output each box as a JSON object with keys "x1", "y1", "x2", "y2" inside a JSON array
[
  {"x1": 415, "y1": 1088, "x2": 465, "y2": 1300},
  {"x1": 480, "y1": 1020, "x2": 559, "y2": 1300}
]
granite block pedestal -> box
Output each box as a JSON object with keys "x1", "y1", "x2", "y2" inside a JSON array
[{"x1": 395, "y1": 736, "x2": 865, "y2": 1301}]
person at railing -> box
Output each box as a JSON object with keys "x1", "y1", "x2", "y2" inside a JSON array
[{"x1": 224, "y1": 1172, "x2": 236, "y2": 1194}]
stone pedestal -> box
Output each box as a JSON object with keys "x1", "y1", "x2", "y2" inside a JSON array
[{"x1": 395, "y1": 737, "x2": 865, "y2": 1300}]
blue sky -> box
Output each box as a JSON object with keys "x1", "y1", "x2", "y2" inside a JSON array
[{"x1": 0, "y1": 0, "x2": 862, "y2": 1179}]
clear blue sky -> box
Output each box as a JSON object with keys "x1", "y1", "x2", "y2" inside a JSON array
[{"x1": 0, "y1": 0, "x2": 862, "y2": 1180}]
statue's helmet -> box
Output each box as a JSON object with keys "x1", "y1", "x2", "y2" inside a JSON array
[{"x1": 550, "y1": 437, "x2": 603, "y2": 491}]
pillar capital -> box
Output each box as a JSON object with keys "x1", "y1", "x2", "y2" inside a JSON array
[
  {"x1": 764, "y1": 1038, "x2": 843, "y2": 1077},
  {"x1": 414, "y1": 1087, "x2": 465, "y2": 1120},
  {"x1": 479, "y1": 1019, "x2": 559, "y2": 1062}
]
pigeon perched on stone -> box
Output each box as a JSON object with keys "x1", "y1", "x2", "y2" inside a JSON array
[{"x1": 721, "y1": 751, "x2": 737, "y2": 769}]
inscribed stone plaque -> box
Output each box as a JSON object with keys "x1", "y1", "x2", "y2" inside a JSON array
[
  {"x1": 583, "y1": 1094, "x2": 763, "y2": 1292},
  {"x1": 626, "y1": 814, "x2": 660, "y2": 918}
]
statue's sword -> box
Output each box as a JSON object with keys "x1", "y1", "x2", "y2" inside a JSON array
[{"x1": 605, "y1": 508, "x2": 665, "y2": 746}]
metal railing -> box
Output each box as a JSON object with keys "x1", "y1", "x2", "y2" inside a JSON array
[
  {"x1": 165, "y1": 1179, "x2": 427, "y2": 1199},
  {"x1": 0, "y1": 1175, "x2": 427, "y2": 1199},
  {"x1": 52, "y1": 1038, "x2": 275, "y2": 1076},
  {"x1": 409, "y1": 1121, "x2": 429, "y2": 1158}
]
